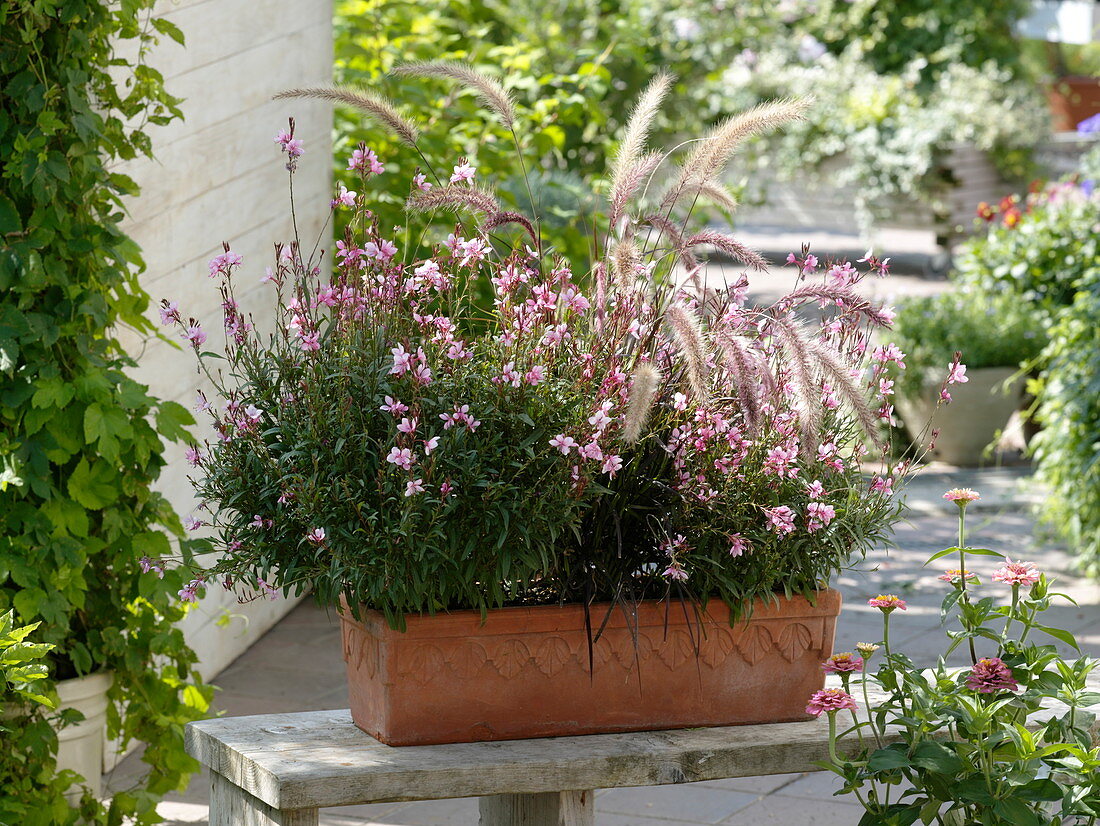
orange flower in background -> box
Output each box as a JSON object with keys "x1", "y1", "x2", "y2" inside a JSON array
[
  {"x1": 1002, "y1": 207, "x2": 1022, "y2": 228},
  {"x1": 976, "y1": 201, "x2": 995, "y2": 222}
]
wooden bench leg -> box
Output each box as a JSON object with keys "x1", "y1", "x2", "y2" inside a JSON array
[
  {"x1": 209, "y1": 770, "x2": 319, "y2": 826},
  {"x1": 479, "y1": 790, "x2": 595, "y2": 826}
]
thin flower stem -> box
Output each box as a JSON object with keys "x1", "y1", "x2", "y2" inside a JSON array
[
  {"x1": 956, "y1": 509, "x2": 979, "y2": 665},
  {"x1": 862, "y1": 667, "x2": 883, "y2": 748}
]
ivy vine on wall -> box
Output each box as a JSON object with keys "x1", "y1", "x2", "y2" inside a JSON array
[{"x1": 0, "y1": 2, "x2": 211, "y2": 822}]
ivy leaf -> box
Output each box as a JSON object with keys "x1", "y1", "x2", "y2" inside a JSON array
[
  {"x1": 155, "y1": 400, "x2": 194, "y2": 443},
  {"x1": 0, "y1": 194, "x2": 20, "y2": 235},
  {"x1": 67, "y1": 458, "x2": 120, "y2": 510}
]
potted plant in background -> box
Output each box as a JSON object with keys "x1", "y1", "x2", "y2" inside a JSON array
[
  {"x1": 890, "y1": 290, "x2": 1048, "y2": 466},
  {"x1": 155, "y1": 69, "x2": 934, "y2": 746}
]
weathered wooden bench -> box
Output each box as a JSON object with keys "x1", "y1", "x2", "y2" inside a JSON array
[
  {"x1": 185, "y1": 710, "x2": 841, "y2": 825},
  {"x1": 185, "y1": 674, "x2": 1099, "y2": 826}
]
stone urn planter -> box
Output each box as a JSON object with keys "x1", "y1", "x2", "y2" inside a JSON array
[
  {"x1": 55, "y1": 670, "x2": 113, "y2": 801},
  {"x1": 339, "y1": 589, "x2": 841, "y2": 746},
  {"x1": 895, "y1": 366, "x2": 1022, "y2": 466}
]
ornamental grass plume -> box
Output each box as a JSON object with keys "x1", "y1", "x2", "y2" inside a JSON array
[{"x1": 158, "y1": 70, "x2": 915, "y2": 622}]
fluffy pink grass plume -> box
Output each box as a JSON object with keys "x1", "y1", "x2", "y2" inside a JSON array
[
  {"x1": 821, "y1": 652, "x2": 863, "y2": 674},
  {"x1": 868, "y1": 594, "x2": 907, "y2": 612},
  {"x1": 992, "y1": 559, "x2": 1041, "y2": 587},
  {"x1": 943, "y1": 488, "x2": 980, "y2": 504},
  {"x1": 805, "y1": 688, "x2": 857, "y2": 717},
  {"x1": 966, "y1": 657, "x2": 1018, "y2": 694}
]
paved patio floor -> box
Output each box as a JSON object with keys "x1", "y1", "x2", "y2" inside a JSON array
[{"x1": 105, "y1": 464, "x2": 1100, "y2": 825}]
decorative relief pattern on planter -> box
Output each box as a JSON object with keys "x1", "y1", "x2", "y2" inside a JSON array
[{"x1": 339, "y1": 590, "x2": 842, "y2": 745}]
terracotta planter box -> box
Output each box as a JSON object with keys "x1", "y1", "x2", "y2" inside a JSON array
[{"x1": 339, "y1": 589, "x2": 841, "y2": 746}]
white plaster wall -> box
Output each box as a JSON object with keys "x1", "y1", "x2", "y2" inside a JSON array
[{"x1": 117, "y1": 0, "x2": 334, "y2": 681}]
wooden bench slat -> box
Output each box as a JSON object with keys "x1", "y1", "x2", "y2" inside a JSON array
[{"x1": 187, "y1": 712, "x2": 835, "y2": 809}]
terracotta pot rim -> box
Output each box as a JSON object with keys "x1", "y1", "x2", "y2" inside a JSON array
[{"x1": 339, "y1": 587, "x2": 842, "y2": 633}]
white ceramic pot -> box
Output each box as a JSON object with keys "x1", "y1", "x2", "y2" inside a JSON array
[
  {"x1": 895, "y1": 366, "x2": 1021, "y2": 466},
  {"x1": 55, "y1": 670, "x2": 113, "y2": 801}
]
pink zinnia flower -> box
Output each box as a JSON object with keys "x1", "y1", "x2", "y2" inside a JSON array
[
  {"x1": 992, "y1": 559, "x2": 1041, "y2": 587},
  {"x1": 966, "y1": 657, "x2": 1018, "y2": 693},
  {"x1": 939, "y1": 569, "x2": 978, "y2": 584},
  {"x1": 943, "y1": 488, "x2": 980, "y2": 505},
  {"x1": 805, "y1": 688, "x2": 858, "y2": 717},
  {"x1": 821, "y1": 653, "x2": 864, "y2": 674},
  {"x1": 868, "y1": 594, "x2": 907, "y2": 612}
]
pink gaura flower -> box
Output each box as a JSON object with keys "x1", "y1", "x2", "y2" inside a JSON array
[
  {"x1": 663, "y1": 561, "x2": 689, "y2": 582},
  {"x1": 579, "y1": 441, "x2": 603, "y2": 461},
  {"x1": 870, "y1": 475, "x2": 894, "y2": 496},
  {"x1": 182, "y1": 324, "x2": 207, "y2": 347},
  {"x1": 385, "y1": 446, "x2": 415, "y2": 470},
  {"x1": 992, "y1": 559, "x2": 1041, "y2": 587},
  {"x1": 404, "y1": 478, "x2": 426, "y2": 497},
  {"x1": 524, "y1": 365, "x2": 546, "y2": 386},
  {"x1": 347, "y1": 147, "x2": 383, "y2": 175},
  {"x1": 672, "y1": 392, "x2": 689, "y2": 412},
  {"x1": 380, "y1": 396, "x2": 408, "y2": 416},
  {"x1": 806, "y1": 501, "x2": 835, "y2": 532},
  {"x1": 178, "y1": 578, "x2": 203, "y2": 603},
  {"x1": 306, "y1": 527, "x2": 326, "y2": 544},
  {"x1": 256, "y1": 578, "x2": 279, "y2": 600},
  {"x1": 807, "y1": 479, "x2": 825, "y2": 499},
  {"x1": 871, "y1": 343, "x2": 906, "y2": 368},
  {"x1": 764, "y1": 505, "x2": 796, "y2": 536},
  {"x1": 868, "y1": 594, "x2": 907, "y2": 612},
  {"x1": 549, "y1": 434, "x2": 578, "y2": 455},
  {"x1": 728, "y1": 534, "x2": 750, "y2": 557},
  {"x1": 390, "y1": 344, "x2": 413, "y2": 375},
  {"x1": 450, "y1": 162, "x2": 475, "y2": 184},
  {"x1": 184, "y1": 515, "x2": 204, "y2": 531},
  {"x1": 947, "y1": 362, "x2": 969, "y2": 385},
  {"x1": 185, "y1": 445, "x2": 203, "y2": 466},
  {"x1": 274, "y1": 129, "x2": 303, "y2": 159},
  {"x1": 413, "y1": 172, "x2": 431, "y2": 191},
  {"x1": 397, "y1": 416, "x2": 418, "y2": 435},
  {"x1": 805, "y1": 688, "x2": 857, "y2": 717},
  {"x1": 331, "y1": 183, "x2": 357, "y2": 209},
  {"x1": 821, "y1": 652, "x2": 864, "y2": 674},
  {"x1": 365, "y1": 239, "x2": 398, "y2": 262},
  {"x1": 966, "y1": 657, "x2": 1018, "y2": 693},
  {"x1": 159, "y1": 300, "x2": 180, "y2": 325},
  {"x1": 601, "y1": 454, "x2": 623, "y2": 477},
  {"x1": 299, "y1": 331, "x2": 321, "y2": 352},
  {"x1": 943, "y1": 488, "x2": 980, "y2": 504},
  {"x1": 423, "y1": 435, "x2": 440, "y2": 455},
  {"x1": 439, "y1": 480, "x2": 454, "y2": 498}
]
